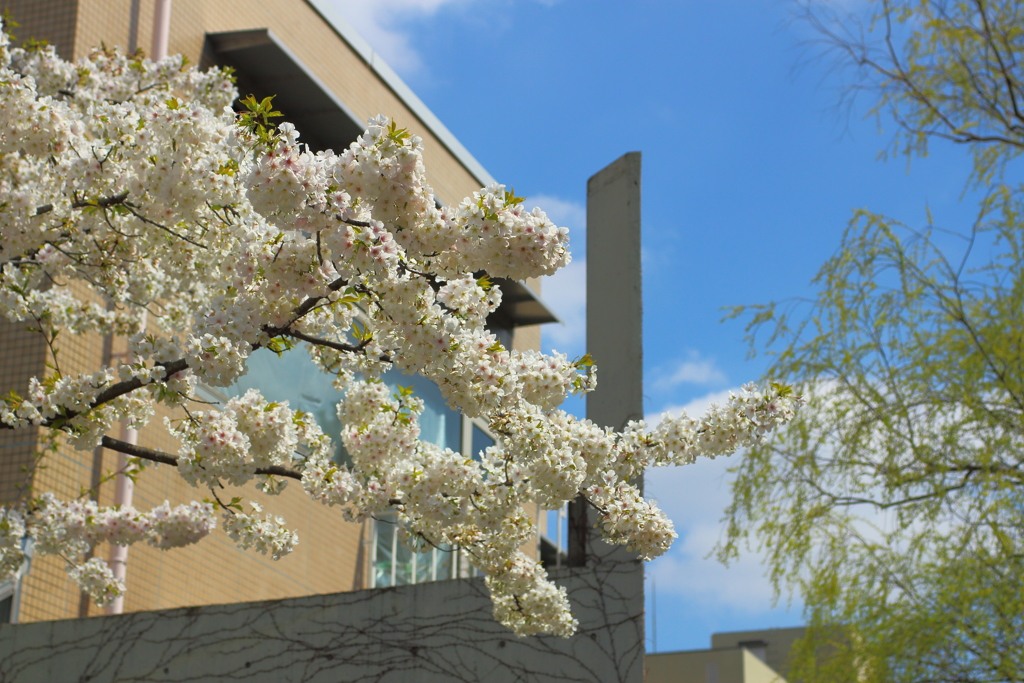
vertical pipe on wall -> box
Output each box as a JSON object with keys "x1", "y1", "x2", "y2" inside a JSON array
[
  {"x1": 105, "y1": 311, "x2": 146, "y2": 616},
  {"x1": 103, "y1": 0, "x2": 170, "y2": 618},
  {"x1": 104, "y1": 430, "x2": 136, "y2": 615},
  {"x1": 151, "y1": 0, "x2": 172, "y2": 61}
]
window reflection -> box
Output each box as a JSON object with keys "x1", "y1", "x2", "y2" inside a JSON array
[
  {"x1": 373, "y1": 511, "x2": 466, "y2": 587},
  {"x1": 221, "y1": 351, "x2": 490, "y2": 587},
  {"x1": 381, "y1": 370, "x2": 461, "y2": 453},
  {"x1": 371, "y1": 370, "x2": 470, "y2": 587},
  {"x1": 223, "y1": 349, "x2": 351, "y2": 465},
  {"x1": 471, "y1": 424, "x2": 494, "y2": 461}
]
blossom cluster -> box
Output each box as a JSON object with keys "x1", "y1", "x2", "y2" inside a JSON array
[
  {"x1": 171, "y1": 388, "x2": 330, "y2": 488},
  {"x1": 0, "y1": 506, "x2": 25, "y2": 581},
  {"x1": 1, "y1": 494, "x2": 216, "y2": 600},
  {"x1": 69, "y1": 558, "x2": 124, "y2": 607},
  {"x1": 29, "y1": 494, "x2": 215, "y2": 556},
  {"x1": 222, "y1": 502, "x2": 299, "y2": 561},
  {"x1": 0, "y1": 27, "x2": 800, "y2": 637}
]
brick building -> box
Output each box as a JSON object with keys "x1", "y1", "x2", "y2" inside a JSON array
[{"x1": 0, "y1": 0, "x2": 558, "y2": 624}]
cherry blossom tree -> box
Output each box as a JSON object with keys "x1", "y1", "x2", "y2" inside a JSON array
[{"x1": 0, "y1": 27, "x2": 799, "y2": 637}]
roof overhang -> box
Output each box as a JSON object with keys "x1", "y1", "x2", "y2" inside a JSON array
[
  {"x1": 490, "y1": 278, "x2": 560, "y2": 328},
  {"x1": 203, "y1": 29, "x2": 558, "y2": 330},
  {"x1": 304, "y1": 0, "x2": 496, "y2": 187},
  {"x1": 203, "y1": 28, "x2": 364, "y2": 153}
]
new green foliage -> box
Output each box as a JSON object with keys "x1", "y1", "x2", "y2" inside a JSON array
[{"x1": 724, "y1": 2, "x2": 1024, "y2": 681}]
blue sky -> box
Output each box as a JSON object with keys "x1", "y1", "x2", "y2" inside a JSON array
[{"x1": 325, "y1": 0, "x2": 981, "y2": 653}]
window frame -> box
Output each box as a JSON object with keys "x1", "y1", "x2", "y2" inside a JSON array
[{"x1": 368, "y1": 414, "x2": 497, "y2": 589}]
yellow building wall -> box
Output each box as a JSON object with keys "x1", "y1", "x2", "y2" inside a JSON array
[{"x1": 711, "y1": 627, "x2": 807, "y2": 681}]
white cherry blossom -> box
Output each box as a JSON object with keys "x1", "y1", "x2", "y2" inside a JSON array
[{"x1": 0, "y1": 27, "x2": 800, "y2": 636}]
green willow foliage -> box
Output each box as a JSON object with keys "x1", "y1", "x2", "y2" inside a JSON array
[{"x1": 723, "y1": 2, "x2": 1024, "y2": 682}]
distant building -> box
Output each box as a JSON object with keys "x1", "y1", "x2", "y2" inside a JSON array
[{"x1": 646, "y1": 626, "x2": 807, "y2": 683}]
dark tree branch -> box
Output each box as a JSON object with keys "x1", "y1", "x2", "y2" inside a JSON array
[
  {"x1": 101, "y1": 435, "x2": 303, "y2": 481},
  {"x1": 35, "y1": 191, "x2": 130, "y2": 216},
  {"x1": 1, "y1": 275, "x2": 375, "y2": 432},
  {"x1": 0, "y1": 359, "x2": 191, "y2": 431},
  {"x1": 277, "y1": 327, "x2": 392, "y2": 363},
  {"x1": 280, "y1": 275, "x2": 350, "y2": 329},
  {"x1": 91, "y1": 359, "x2": 189, "y2": 412},
  {"x1": 122, "y1": 202, "x2": 208, "y2": 249},
  {"x1": 101, "y1": 435, "x2": 177, "y2": 466}
]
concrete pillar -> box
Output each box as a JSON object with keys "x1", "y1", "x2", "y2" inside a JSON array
[
  {"x1": 569, "y1": 152, "x2": 644, "y2": 567},
  {"x1": 586, "y1": 151, "x2": 643, "y2": 431}
]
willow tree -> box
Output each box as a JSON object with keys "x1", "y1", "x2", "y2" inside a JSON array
[{"x1": 724, "y1": 1, "x2": 1024, "y2": 681}]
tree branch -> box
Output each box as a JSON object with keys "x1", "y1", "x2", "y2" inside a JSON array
[
  {"x1": 279, "y1": 275, "x2": 350, "y2": 329},
  {"x1": 1, "y1": 276, "x2": 378, "y2": 432},
  {"x1": 35, "y1": 191, "x2": 130, "y2": 217},
  {"x1": 100, "y1": 435, "x2": 303, "y2": 480},
  {"x1": 278, "y1": 327, "x2": 391, "y2": 362}
]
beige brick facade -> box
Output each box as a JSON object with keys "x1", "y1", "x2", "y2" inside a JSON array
[{"x1": 1, "y1": 0, "x2": 542, "y2": 623}]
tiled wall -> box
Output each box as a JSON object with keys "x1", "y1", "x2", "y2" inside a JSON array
[
  {"x1": 9, "y1": 280, "x2": 369, "y2": 621},
  {"x1": 1, "y1": 0, "x2": 79, "y2": 59},
  {"x1": 0, "y1": 321, "x2": 46, "y2": 505}
]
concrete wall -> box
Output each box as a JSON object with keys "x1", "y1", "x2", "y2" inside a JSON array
[{"x1": 0, "y1": 562, "x2": 643, "y2": 683}]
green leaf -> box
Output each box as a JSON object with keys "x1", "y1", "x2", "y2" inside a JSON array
[
  {"x1": 573, "y1": 353, "x2": 594, "y2": 368},
  {"x1": 503, "y1": 188, "x2": 525, "y2": 206}
]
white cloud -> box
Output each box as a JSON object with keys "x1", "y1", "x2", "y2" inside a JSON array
[
  {"x1": 646, "y1": 388, "x2": 735, "y2": 425},
  {"x1": 543, "y1": 259, "x2": 586, "y2": 352},
  {"x1": 531, "y1": 195, "x2": 587, "y2": 355},
  {"x1": 324, "y1": 0, "x2": 565, "y2": 74},
  {"x1": 646, "y1": 455, "x2": 784, "y2": 611},
  {"x1": 653, "y1": 351, "x2": 728, "y2": 391},
  {"x1": 648, "y1": 525, "x2": 783, "y2": 611},
  {"x1": 324, "y1": 0, "x2": 474, "y2": 73},
  {"x1": 529, "y1": 194, "x2": 586, "y2": 246},
  {"x1": 644, "y1": 389, "x2": 793, "y2": 612}
]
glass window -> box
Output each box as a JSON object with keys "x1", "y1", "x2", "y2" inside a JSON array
[
  {"x1": 433, "y1": 545, "x2": 454, "y2": 582},
  {"x1": 540, "y1": 503, "x2": 569, "y2": 569},
  {"x1": 471, "y1": 424, "x2": 494, "y2": 461},
  {"x1": 373, "y1": 517, "x2": 396, "y2": 588},
  {"x1": 393, "y1": 530, "x2": 414, "y2": 586},
  {"x1": 222, "y1": 349, "x2": 351, "y2": 465},
  {"x1": 222, "y1": 354, "x2": 497, "y2": 588},
  {"x1": 0, "y1": 579, "x2": 14, "y2": 624},
  {"x1": 372, "y1": 511, "x2": 461, "y2": 588},
  {"x1": 382, "y1": 370, "x2": 461, "y2": 453}
]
